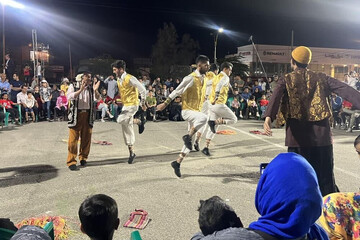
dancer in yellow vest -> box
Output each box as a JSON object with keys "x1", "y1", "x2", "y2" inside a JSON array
[
  {"x1": 157, "y1": 55, "x2": 210, "y2": 177},
  {"x1": 112, "y1": 60, "x2": 146, "y2": 164},
  {"x1": 208, "y1": 62, "x2": 237, "y2": 134},
  {"x1": 193, "y1": 63, "x2": 219, "y2": 156}
]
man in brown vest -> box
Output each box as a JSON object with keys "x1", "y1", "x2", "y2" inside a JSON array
[{"x1": 264, "y1": 46, "x2": 360, "y2": 196}]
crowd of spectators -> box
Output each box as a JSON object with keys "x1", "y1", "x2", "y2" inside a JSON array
[{"x1": 0, "y1": 67, "x2": 359, "y2": 134}]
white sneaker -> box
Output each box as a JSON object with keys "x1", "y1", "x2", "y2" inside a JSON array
[
  {"x1": 101, "y1": 119, "x2": 105, "y2": 122},
  {"x1": 109, "y1": 113, "x2": 114, "y2": 119}
]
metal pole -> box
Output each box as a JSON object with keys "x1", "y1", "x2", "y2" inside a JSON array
[
  {"x1": 291, "y1": 30, "x2": 294, "y2": 51},
  {"x1": 250, "y1": 36, "x2": 268, "y2": 82},
  {"x1": 2, "y1": 4, "x2": 5, "y2": 74},
  {"x1": 69, "y1": 43, "x2": 72, "y2": 79},
  {"x1": 214, "y1": 32, "x2": 218, "y2": 64}
]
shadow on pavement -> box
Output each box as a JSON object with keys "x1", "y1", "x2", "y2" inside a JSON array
[
  {"x1": 0, "y1": 164, "x2": 59, "y2": 188},
  {"x1": 181, "y1": 171, "x2": 260, "y2": 184},
  {"x1": 88, "y1": 151, "x2": 181, "y2": 167}
]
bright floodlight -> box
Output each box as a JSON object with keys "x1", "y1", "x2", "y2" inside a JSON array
[
  {"x1": 0, "y1": 0, "x2": 25, "y2": 9},
  {"x1": 218, "y1": 28, "x2": 224, "y2": 33}
]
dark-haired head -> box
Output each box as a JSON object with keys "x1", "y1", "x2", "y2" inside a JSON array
[
  {"x1": 209, "y1": 63, "x2": 219, "y2": 73},
  {"x1": 195, "y1": 55, "x2": 210, "y2": 75},
  {"x1": 79, "y1": 194, "x2": 120, "y2": 240},
  {"x1": 198, "y1": 196, "x2": 243, "y2": 236},
  {"x1": 291, "y1": 57, "x2": 308, "y2": 69},
  {"x1": 112, "y1": 60, "x2": 126, "y2": 78}
]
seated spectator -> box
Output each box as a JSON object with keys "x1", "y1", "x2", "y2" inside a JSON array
[
  {"x1": 247, "y1": 96, "x2": 259, "y2": 119},
  {"x1": 40, "y1": 80, "x2": 53, "y2": 121},
  {"x1": 0, "y1": 93, "x2": 20, "y2": 125},
  {"x1": 341, "y1": 100, "x2": 360, "y2": 132},
  {"x1": 196, "y1": 196, "x2": 243, "y2": 237},
  {"x1": 146, "y1": 90, "x2": 157, "y2": 121},
  {"x1": 252, "y1": 80, "x2": 262, "y2": 92},
  {"x1": 25, "y1": 92, "x2": 36, "y2": 123},
  {"x1": 173, "y1": 78, "x2": 181, "y2": 89},
  {"x1": 112, "y1": 93, "x2": 122, "y2": 121},
  {"x1": 259, "y1": 78, "x2": 267, "y2": 92},
  {"x1": 253, "y1": 87, "x2": 262, "y2": 101},
  {"x1": 50, "y1": 84, "x2": 60, "y2": 115},
  {"x1": 248, "y1": 153, "x2": 328, "y2": 240},
  {"x1": 319, "y1": 192, "x2": 360, "y2": 240},
  {"x1": 168, "y1": 96, "x2": 183, "y2": 121},
  {"x1": 240, "y1": 87, "x2": 251, "y2": 101},
  {"x1": 0, "y1": 73, "x2": 10, "y2": 95},
  {"x1": 259, "y1": 94, "x2": 269, "y2": 119},
  {"x1": 96, "y1": 89, "x2": 114, "y2": 122},
  {"x1": 55, "y1": 90, "x2": 68, "y2": 121},
  {"x1": 169, "y1": 86, "x2": 174, "y2": 94},
  {"x1": 331, "y1": 93, "x2": 343, "y2": 128},
  {"x1": 162, "y1": 84, "x2": 169, "y2": 98},
  {"x1": 79, "y1": 194, "x2": 120, "y2": 240},
  {"x1": 231, "y1": 97, "x2": 241, "y2": 119},
  {"x1": 10, "y1": 225, "x2": 51, "y2": 240}
]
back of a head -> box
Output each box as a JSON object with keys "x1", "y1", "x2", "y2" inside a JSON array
[
  {"x1": 354, "y1": 135, "x2": 360, "y2": 147},
  {"x1": 249, "y1": 152, "x2": 322, "y2": 239},
  {"x1": 198, "y1": 196, "x2": 243, "y2": 236},
  {"x1": 209, "y1": 63, "x2": 219, "y2": 73},
  {"x1": 11, "y1": 225, "x2": 51, "y2": 240},
  {"x1": 79, "y1": 194, "x2": 118, "y2": 240},
  {"x1": 291, "y1": 46, "x2": 312, "y2": 69},
  {"x1": 196, "y1": 55, "x2": 210, "y2": 64},
  {"x1": 220, "y1": 62, "x2": 233, "y2": 71}
]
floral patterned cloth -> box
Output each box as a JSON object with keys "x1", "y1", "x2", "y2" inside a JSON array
[{"x1": 319, "y1": 193, "x2": 360, "y2": 240}]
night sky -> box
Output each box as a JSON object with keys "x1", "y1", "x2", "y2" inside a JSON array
[{"x1": 3, "y1": 0, "x2": 360, "y2": 67}]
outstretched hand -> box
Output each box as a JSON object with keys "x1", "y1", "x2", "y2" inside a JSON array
[{"x1": 263, "y1": 117, "x2": 273, "y2": 136}]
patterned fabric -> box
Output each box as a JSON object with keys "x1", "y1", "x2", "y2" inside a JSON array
[
  {"x1": 277, "y1": 68, "x2": 332, "y2": 125},
  {"x1": 40, "y1": 87, "x2": 52, "y2": 102},
  {"x1": 123, "y1": 209, "x2": 150, "y2": 230},
  {"x1": 319, "y1": 193, "x2": 360, "y2": 240}
]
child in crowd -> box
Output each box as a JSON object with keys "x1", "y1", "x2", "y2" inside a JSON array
[
  {"x1": 247, "y1": 95, "x2": 259, "y2": 119},
  {"x1": 79, "y1": 194, "x2": 120, "y2": 240},
  {"x1": 197, "y1": 196, "x2": 243, "y2": 236},
  {"x1": 231, "y1": 97, "x2": 242, "y2": 119},
  {"x1": 0, "y1": 93, "x2": 20, "y2": 125},
  {"x1": 55, "y1": 90, "x2": 68, "y2": 120},
  {"x1": 96, "y1": 89, "x2": 114, "y2": 122},
  {"x1": 259, "y1": 94, "x2": 269, "y2": 119},
  {"x1": 25, "y1": 92, "x2": 36, "y2": 123}
]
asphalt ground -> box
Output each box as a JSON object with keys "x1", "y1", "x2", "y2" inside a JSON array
[{"x1": 0, "y1": 119, "x2": 359, "y2": 239}]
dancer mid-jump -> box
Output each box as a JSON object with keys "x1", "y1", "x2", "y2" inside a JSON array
[{"x1": 157, "y1": 55, "x2": 210, "y2": 177}]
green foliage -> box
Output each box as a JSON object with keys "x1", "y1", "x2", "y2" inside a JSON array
[
  {"x1": 151, "y1": 23, "x2": 199, "y2": 78},
  {"x1": 218, "y1": 56, "x2": 249, "y2": 78}
]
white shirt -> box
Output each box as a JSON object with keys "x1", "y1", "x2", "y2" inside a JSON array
[
  {"x1": 25, "y1": 95, "x2": 35, "y2": 108},
  {"x1": 17, "y1": 92, "x2": 28, "y2": 104},
  {"x1": 118, "y1": 72, "x2": 146, "y2": 103},
  {"x1": 36, "y1": 65, "x2": 42, "y2": 76},
  {"x1": 205, "y1": 73, "x2": 216, "y2": 98},
  {"x1": 215, "y1": 71, "x2": 230, "y2": 93},
  {"x1": 169, "y1": 69, "x2": 204, "y2": 100},
  {"x1": 348, "y1": 76, "x2": 358, "y2": 90}
]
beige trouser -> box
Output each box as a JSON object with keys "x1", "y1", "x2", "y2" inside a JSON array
[
  {"x1": 117, "y1": 105, "x2": 138, "y2": 146},
  {"x1": 181, "y1": 109, "x2": 207, "y2": 154}
]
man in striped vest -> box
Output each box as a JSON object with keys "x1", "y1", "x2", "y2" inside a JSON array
[
  {"x1": 112, "y1": 60, "x2": 147, "y2": 164},
  {"x1": 157, "y1": 55, "x2": 210, "y2": 177}
]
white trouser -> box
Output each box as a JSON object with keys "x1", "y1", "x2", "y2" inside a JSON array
[
  {"x1": 117, "y1": 105, "x2": 138, "y2": 146},
  {"x1": 98, "y1": 103, "x2": 109, "y2": 118},
  {"x1": 209, "y1": 104, "x2": 237, "y2": 125},
  {"x1": 181, "y1": 109, "x2": 207, "y2": 154},
  {"x1": 198, "y1": 100, "x2": 216, "y2": 140}
]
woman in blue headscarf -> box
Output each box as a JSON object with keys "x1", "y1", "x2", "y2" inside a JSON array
[{"x1": 249, "y1": 152, "x2": 329, "y2": 240}]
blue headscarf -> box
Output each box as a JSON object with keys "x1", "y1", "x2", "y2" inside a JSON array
[{"x1": 249, "y1": 152, "x2": 328, "y2": 240}]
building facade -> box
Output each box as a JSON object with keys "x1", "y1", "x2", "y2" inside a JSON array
[{"x1": 227, "y1": 44, "x2": 360, "y2": 80}]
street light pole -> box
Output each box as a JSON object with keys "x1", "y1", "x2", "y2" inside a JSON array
[{"x1": 213, "y1": 28, "x2": 223, "y2": 64}]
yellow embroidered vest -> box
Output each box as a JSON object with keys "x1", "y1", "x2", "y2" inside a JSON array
[
  {"x1": 117, "y1": 74, "x2": 139, "y2": 106},
  {"x1": 277, "y1": 69, "x2": 332, "y2": 125},
  {"x1": 200, "y1": 71, "x2": 216, "y2": 108},
  {"x1": 209, "y1": 73, "x2": 229, "y2": 105},
  {"x1": 181, "y1": 72, "x2": 203, "y2": 111}
]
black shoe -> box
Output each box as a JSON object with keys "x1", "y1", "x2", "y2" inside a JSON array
[
  {"x1": 208, "y1": 120, "x2": 216, "y2": 133},
  {"x1": 201, "y1": 147, "x2": 211, "y2": 156},
  {"x1": 194, "y1": 141, "x2": 200, "y2": 151},
  {"x1": 68, "y1": 164, "x2": 79, "y2": 171},
  {"x1": 138, "y1": 113, "x2": 146, "y2": 134},
  {"x1": 80, "y1": 160, "x2": 87, "y2": 167},
  {"x1": 182, "y1": 134, "x2": 192, "y2": 150},
  {"x1": 171, "y1": 161, "x2": 181, "y2": 177},
  {"x1": 128, "y1": 153, "x2": 136, "y2": 164}
]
